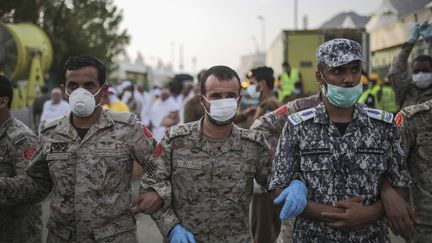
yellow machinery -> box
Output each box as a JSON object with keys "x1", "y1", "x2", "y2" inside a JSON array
[{"x1": 0, "y1": 23, "x2": 53, "y2": 109}]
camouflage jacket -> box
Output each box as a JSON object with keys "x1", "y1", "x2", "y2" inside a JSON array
[
  {"x1": 388, "y1": 42, "x2": 432, "y2": 109},
  {"x1": 396, "y1": 99, "x2": 432, "y2": 225},
  {"x1": 0, "y1": 110, "x2": 157, "y2": 242},
  {"x1": 250, "y1": 92, "x2": 322, "y2": 148},
  {"x1": 143, "y1": 119, "x2": 273, "y2": 242},
  {"x1": 0, "y1": 117, "x2": 42, "y2": 243},
  {"x1": 268, "y1": 102, "x2": 412, "y2": 242}
]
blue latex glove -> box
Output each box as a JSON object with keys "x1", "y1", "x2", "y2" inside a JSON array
[
  {"x1": 408, "y1": 23, "x2": 420, "y2": 44},
  {"x1": 274, "y1": 179, "x2": 308, "y2": 221},
  {"x1": 169, "y1": 224, "x2": 196, "y2": 243},
  {"x1": 419, "y1": 21, "x2": 432, "y2": 43}
]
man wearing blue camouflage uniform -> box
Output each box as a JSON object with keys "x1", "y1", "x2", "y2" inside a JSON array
[{"x1": 269, "y1": 38, "x2": 412, "y2": 242}]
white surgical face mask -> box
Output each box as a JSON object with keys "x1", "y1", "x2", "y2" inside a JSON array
[
  {"x1": 246, "y1": 84, "x2": 260, "y2": 99},
  {"x1": 202, "y1": 96, "x2": 238, "y2": 124},
  {"x1": 412, "y1": 72, "x2": 432, "y2": 89},
  {"x1": 66, "y1": 88, "x2": 101, "y2": 117}
]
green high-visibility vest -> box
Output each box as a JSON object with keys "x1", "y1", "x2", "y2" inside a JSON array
[
  {"x1": 278, "y1": 68, "x2": 300, "y2": 101},
  {"x1": 380, "y1": 85, "x2": 398, "y2": 113},
  {"x1": 358, "y1": 84, "x2": 382, "y2": 109}
]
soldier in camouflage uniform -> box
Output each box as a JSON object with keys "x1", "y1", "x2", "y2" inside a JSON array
[
  {"x1": 141, "y1": 66, "x2": 306, "y2": 243},
  {"x1": 250, "y1": 92, "x2": 322, "y2": 243},
  {"x1": 0, "y1": 75, "x2": 42, "y2": 243},
  {"x1": 388, "y1": 21, "x2": 432, "y2": 110},
  {"x1": 0, "y1": 56, "x2": 163, "y2": 243},
  {"x1": 269, "y1": 39, "x2": 412, "y2": 242},
  {"x1": 396, "y1": 99, "x2": 432, "y2": 242}
]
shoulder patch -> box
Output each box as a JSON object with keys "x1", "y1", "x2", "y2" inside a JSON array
[
  {"x1": 40, "y1": 116, "x2": 62, "y2": 132},
  {"x1": 365, "y1": 108, "x2": 393, "y2": 124},
  {"x1": 110, "y1": 111, "x2": 137, "y2": 125},
  {"x1": 400, "y1": 102, "x2": 431, "y2": 119},
  {"x1": 394, "y1": 112, "x2": 405, "y2": 127},
  {"x1": 288, "y1": 107, "x2": 316, "y2": 125},
  {"x1": 275, "y1": 105, "x2": 289, "y2": 117}
]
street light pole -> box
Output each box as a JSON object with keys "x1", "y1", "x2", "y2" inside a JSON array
[
  {"x1": 257, "y1": 15, "x2": 266, "y2": 53},
  {"x1": 294, "y1": 0, "x2": 298, "y2": 30}
]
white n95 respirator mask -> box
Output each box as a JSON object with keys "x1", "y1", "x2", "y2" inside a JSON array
[{"x1": 66, "y1": 88, "x2": 101, "y2": 117}]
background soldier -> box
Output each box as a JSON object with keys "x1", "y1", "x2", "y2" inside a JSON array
[
  {"x1": 396, "y1": 99, "x2": 432, "y2": 242},
  {"x1": 246, "y1": 66, "x2": 282, "y2": 243},
  {"x1": 183, "y1": 69, "x2": 206, "y2": 123},
  {"x1": 0, "y1": 56, "x2": 163, "y2": 242},
  {"x1": 141, "y1": 65, "x2": 307, "y2": 243},
  {"x1": 388, "y1": 21, "x2": 432, "y2": 109},
  {"x1": 0, "y1": 75, "x2": 42, "y2": 243},
  {"x1": 250, "y1": 91, "x2": 322, "y2": 243},
  {"x1": 269, "y1": 38, "x2": 412, "y2": 242}
]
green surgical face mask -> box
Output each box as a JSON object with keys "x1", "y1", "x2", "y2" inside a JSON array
[{"x1": 320, "y1": 72, "x2": 363, "y2": 108}]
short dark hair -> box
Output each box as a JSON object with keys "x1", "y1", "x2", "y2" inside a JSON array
[
  {"x1": 64, "y1": 55, "x2": 106, "y2": 86},
  {"x1": 251, "y1": 67, "x2": 275, "y2": 89},
  {"x1": 412, "y1": 55, "x2": 432, "y2": 67},
  {"x1": 0, "y1": 75, "x2": 13, "y2": 108},
  {"x1": 200, "y1": 65, "x2": 241, "y2": 95},
  {"x1": 257, "y1": 75, "x2": 275, "y2": 89},
  {"x1": 197, "y1": 69, "x2": 207, "y2": 83}
]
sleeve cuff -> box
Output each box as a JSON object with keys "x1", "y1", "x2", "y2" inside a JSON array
[
  {"x1": 140, "y1": 180, "x2": 172, "y2": 208},
  {"x1": 151, "y1": 208, "x2": 181, "y2": 239}
]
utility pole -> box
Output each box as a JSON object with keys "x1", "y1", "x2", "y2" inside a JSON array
[
  {"x1": 294, "y1": 0, "x2": 298, "y2": 30},
  {"x1": 257, "y1": 15, "x2": 266, "y2": 52},
  {"x1": 179, "y1": 44, "x2": 184, "y2": 71}
]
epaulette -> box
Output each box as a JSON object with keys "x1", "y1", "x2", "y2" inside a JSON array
[
  {"x1": 400, "y1": 102, "x2": 431, "y2": 119},
  {"x1": 365, "y1": 107, "x2": 393, "y2": 124},
  {"x1": 40, "y1": 116, "x2": 62, "y2": 133},
  {"x1": 239, "y1": 128, "x2": 266, "y2": 146},
  {"x1": 288, "y1": 107, "x2": 316, "y2": 126},
  {"x1": 166, "y1": 122, "x2": 193, "y2": 138},
  {"x1": 110, "y1": 111, "x2": 137, "y2": 125},
  {"x1": 7, "y1": 129, "x2": 26, "y2": 145}
]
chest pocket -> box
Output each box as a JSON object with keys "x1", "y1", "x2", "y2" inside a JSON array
[
  {"x1": 172, "y1": 159, "x2": 206, "y2": 206},
  {"x1": 300, "y1": 147, "x2": 333, "y2": 171},
  {"x1": 355, "y1": 147, "x2": 387, "y2": 171},
  {"x1": 417, "y1": 132, "x2": 432, "y2": 161}
]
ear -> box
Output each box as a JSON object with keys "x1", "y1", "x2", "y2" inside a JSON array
[
  {"x1": 101, "y1": 84, "x2": 108, "y2": 95},
  {"x1": 237, "y1": 95, "x2": 243, "y2": 105},
  {"x1": 198, "y1": 94, "x2": 206, "y2": 107},
  {"x1": 0, "y1": 97, "x2": 9, "y2": 109},
  {"x1": 316, "y1": 70, "x2": 324, "y2": 86},
  {"x1": 60, "y1": 84, "x2": 65, "y2": 94}
]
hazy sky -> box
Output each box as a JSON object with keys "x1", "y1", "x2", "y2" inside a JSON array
[{"x1": 114, "y1": 0, "x2": 381, "y2": 73}]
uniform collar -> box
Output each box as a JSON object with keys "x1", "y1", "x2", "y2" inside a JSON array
[
  {"x1": 191, "y1": 117, "x2": 242, "y2": 155},
  {"x1": 0, "y1": 116, "x2": 13, "y2": 137},
  {"x1": 55, "y1": 109, "x2": 115, "y2": 142},
  {"x1": 313, "y1": 102, "x2": 370, "y2": 127}
]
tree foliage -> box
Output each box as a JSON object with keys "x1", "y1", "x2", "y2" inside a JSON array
[{"x1": 1, "y1": 0, "x2": 129, "y2": 84}]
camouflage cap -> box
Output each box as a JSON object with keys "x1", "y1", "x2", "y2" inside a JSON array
[{"x1": 316, "y1": 38, "x2": 364, "y2": 67}]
